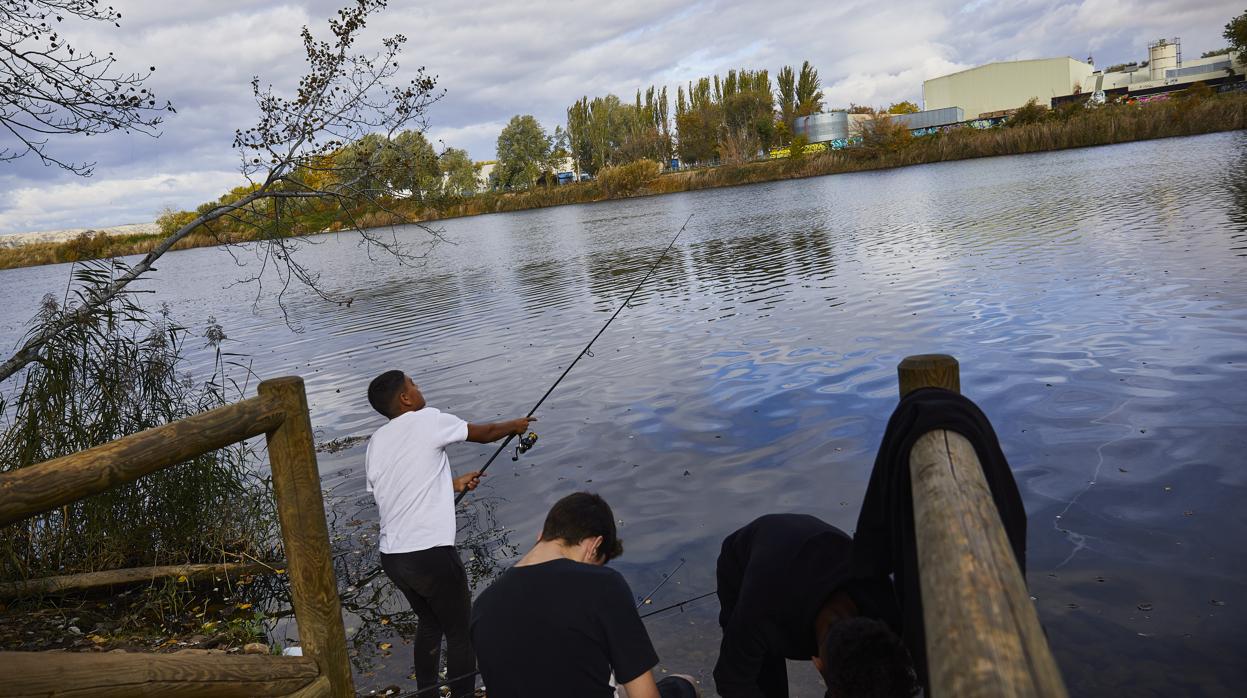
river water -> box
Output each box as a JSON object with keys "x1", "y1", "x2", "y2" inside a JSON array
[{"x1": 2, "y1": 131, "x2": 1246, "y2": 696}]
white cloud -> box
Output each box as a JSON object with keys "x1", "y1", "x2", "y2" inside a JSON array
[
  {"x1": 0, "y1": 171, "x2": 242, "y2": 234},
  {"x1": 0, "y1": 0, "x2": 1241, "y2": 233}
]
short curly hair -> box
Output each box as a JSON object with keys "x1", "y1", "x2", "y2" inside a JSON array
[
  {"x1": 367, "y1": 370, "x2": 406, "y2": 418},
  {"x1": 819, "y1": 616, "x2": 918, "y2": 698}
]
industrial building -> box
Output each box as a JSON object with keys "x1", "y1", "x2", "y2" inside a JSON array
[
  {"x1": 922, "y1": 57, "x2": 1095, "y2": 119},
  {"x1": 785, "y1": 35, "x2": 1243, "y2": 156},
  {"x1": 476, "y1": 161, "x2": 496, "y2": 192},
  {"x1": 792, "y1": 106, "x2": 969, "y2": 148},
  {"x1": 1066, "y1": 38, "x2": 1247, "y2": 105},
  {"x1": 923, "y1": 39, "x2": 1246, "y2": 119}
]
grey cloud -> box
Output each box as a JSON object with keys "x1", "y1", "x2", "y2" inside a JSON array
[{"x1": 1, "y1": 0, "x2": 1240, "y2": 234}]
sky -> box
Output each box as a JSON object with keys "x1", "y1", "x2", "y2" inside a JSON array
[{"x1": 0, "y1": 0, "x2": 1240, "y2": 235}]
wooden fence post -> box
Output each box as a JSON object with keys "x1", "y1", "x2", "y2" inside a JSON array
[
  {"x1": 897, "y1": 353, "x2": 960, "y2": 397},
  {"x1": 260, "y1": 377, "x2": 353, "y2": 698},
  {"x1": 898, "y1": 355, "x2": 1067, "y2": 697}
]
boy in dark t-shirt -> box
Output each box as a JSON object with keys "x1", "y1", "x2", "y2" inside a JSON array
[{"x1": 471, "y1": 492, "x2": 698, "y2": 698}]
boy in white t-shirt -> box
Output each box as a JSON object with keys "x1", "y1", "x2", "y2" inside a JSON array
[{"x1": 365, "y1": 369, "x2": 533, "y2": 698}]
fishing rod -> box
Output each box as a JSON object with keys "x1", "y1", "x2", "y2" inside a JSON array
[
  {"x1": 345, "y1": 215, "x2": 695, "y2": 599},
  {"x1": 639, "y1": 589, "x2": 718, "y2": 619},
  {"x1": 636, "y1": 558, "x2": 685, "y2": 609},
  {"x1": 638, "y1": 558, "x2": 688, "y2": 608},
  {"x1": 454, "y1": 213, "x2": 694, "y2": 505}
]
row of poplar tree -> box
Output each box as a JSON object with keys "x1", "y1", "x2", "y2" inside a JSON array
[{"x1": 565, "y1": 61, "x2": 825, "y2": 175}]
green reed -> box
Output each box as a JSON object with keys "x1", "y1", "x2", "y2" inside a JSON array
[{"x1": 0, "y1": 260, "x2": 279, "y2": 582}]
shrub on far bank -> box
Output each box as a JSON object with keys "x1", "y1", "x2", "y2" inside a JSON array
[
  {"x1": 596, "y1": 159, "x2": 661, "y2": 197},
  {"x1": 857, "y1": 113, "x2": 913, "y2": 154},
  {"x1": 1007, "y1": 98, "x2": 1049, "y2": 127}
]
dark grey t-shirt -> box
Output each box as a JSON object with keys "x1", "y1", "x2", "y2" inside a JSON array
[{"x1": 471, "y1": 558, "x2": 659, "y2": 698}]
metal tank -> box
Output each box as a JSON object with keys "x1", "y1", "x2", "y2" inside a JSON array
[
  {"x1": 1148, "y1": 38, "x2": 1180, "y2": 82},
  {"x1": 793, "y1": 111, "x2": 849, "y2": 143}
]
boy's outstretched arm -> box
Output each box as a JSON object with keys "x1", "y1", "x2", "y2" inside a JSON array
[{"x1": 466, "y1": 416, "x2": 535, "y2": 444}]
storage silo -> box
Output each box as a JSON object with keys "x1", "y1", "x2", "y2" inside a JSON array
[
  {"x1": 793, "y1": 111, "x2": 849, "y2": 143},
  {"x1": 1148, "y1": 38, "x2": 1180, "y2": 82}
]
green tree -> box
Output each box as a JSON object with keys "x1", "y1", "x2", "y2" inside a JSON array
[
  {"x1": 721, "y1": 69, "x2": 775, "y2": 151},
  {"x1": 439, "y1": 147, "x2": 480, "y2": 197},
  {"x1": 887, "y1": 101, "x2": 920, "y2": 114},
  {"x1": 675, "y1": 77, "x2": 722, "y2": 165},
  {"x1": 776, "y1": 65, "x2": 797, "y2": 125},
  {"x1": 787, "y1": 132, "x2": 809, "y2": 161},
  {"x1": 1226, "y1": 9, "x2": 1247, "y2": 63},
  {"x1": 379, "y1": 130, "x2": 441, "y2": 201},
  {"x1": 795, "y1": 61, "x2": 823, "y2": 117},
  {"x1": 334, "y1": 133, "x2": 387, "y2": 195},
  {"x1": 496, "y1": 115, "x2": 553, "y2": 189},
  {"x1": 566, "y1": 88, "x2": 669, "y2": 175}
]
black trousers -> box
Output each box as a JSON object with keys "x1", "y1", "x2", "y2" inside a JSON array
[{"x1": 381, "y1": 546, "x2": 476, "y2": 698}]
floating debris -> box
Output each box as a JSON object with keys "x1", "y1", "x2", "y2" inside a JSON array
[
  {"x1": 1137, "y1": 602, "x2": 1154, "y2": 612},
  {"x1": 316, "y1": 434, "x2": 369, "y2": 454}
]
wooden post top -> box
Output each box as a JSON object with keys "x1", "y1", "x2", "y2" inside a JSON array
[
  {"x1": 258, "y1": 375, "x2": 305, "y2": 391},
  {"x1": 898, "y1": 354, "x2": 960, "y2": 397}
]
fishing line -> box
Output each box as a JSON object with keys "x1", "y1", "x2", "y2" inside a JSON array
[
  {"x1": 636, "y1": 558, "x2": 685, "y2": 610},
  {"x1": 454, "y1": 212, "x2": 693, "y2": 505},
  {"x1": 346, "y1": 215, "x2": 694, "y2": 592},
  {"x1": 382, "y1": 216, "x2": 696, "y2": 698}
]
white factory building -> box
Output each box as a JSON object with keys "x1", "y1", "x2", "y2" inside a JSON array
[{"x1": 922, "y1": 38, "x2": 1245, "y2": 119}]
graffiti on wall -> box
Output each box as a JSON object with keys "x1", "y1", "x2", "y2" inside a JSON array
[{"x1": 907, "y1": 117, "x2": 1003, "y2": 138}]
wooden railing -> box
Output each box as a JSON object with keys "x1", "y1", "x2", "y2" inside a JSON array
[
  {"x1": 0, "y1": 361, "x2": 1068, "y2": 696},
  {"x1": 0, "y1": 376, "x2": 353, "y2": 698},
  {"x1": 898, "y1": 354, "x2": 1067, "y2": 697}
]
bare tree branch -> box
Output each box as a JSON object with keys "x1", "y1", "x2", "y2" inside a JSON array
[
  {"x1": 1, "y1": 0, "x2": 446, "y2": 385},
  {"x1": 0, "y1": 0, "x2": 173, "y2": 175}
]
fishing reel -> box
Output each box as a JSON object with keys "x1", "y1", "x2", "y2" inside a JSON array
[{"x1": 512, "y1": 431, "x2": 539, "y2": 461}]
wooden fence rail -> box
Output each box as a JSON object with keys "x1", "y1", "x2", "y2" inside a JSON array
[
  {"x1": 0, "y1": 376, "x2": 353, "y2": 698},
  {"x1": 1, "y1": 651, "x2": 322, "y2": 698},
  {"x1": 898, "y1": 354, "x2": 1067, "y2": 697},
  {"x1": 0, "y1": 394, "x2": 284, "y2": 528}
]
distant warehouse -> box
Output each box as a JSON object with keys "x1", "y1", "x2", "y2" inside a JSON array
[
  {"x1": 923, "y1": 39, "x2": 1246, "y2": 119},
  {"x1": 923, "y1": 57, "x2": 1094, "y2": 119}
]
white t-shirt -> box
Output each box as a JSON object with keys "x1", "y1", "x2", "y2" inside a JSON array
[{"x1": 365, "y1": 407, "x2": 469, "y2": 554}]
